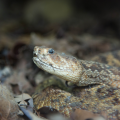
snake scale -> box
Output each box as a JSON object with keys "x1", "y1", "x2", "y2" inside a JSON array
[{"x1": 33, "y1": 46, "x2": 120, "y2": 120}]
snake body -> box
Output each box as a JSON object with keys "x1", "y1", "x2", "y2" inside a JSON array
[{"x1": 33, "y1": 46, "x2": 120, "y2": 119}]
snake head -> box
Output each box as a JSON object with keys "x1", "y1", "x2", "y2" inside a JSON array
[{"x1": 33, "y1": 46, "x2": 83, "y2": 83}]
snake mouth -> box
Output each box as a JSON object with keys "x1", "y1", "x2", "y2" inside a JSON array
[
  {"x1": 33, "y1": 56, "x2": 71, "y2": 71},
  {"x1": 33, "y1": 56, "x2": 49, "y2": 67}
]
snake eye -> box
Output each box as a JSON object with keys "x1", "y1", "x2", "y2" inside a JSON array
[{"x1": 48, "y1": 49, "x2": 54, "y2": 54}]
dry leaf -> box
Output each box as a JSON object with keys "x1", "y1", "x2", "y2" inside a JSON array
[
  {"x1": 5, "y1": 71, "x2": 33, "y2": 93},
  {"x1": 70, "y1": 109, "x2": 107, "y2": 120},
  {"x1": 0, "y1": 84, "x2": 19, "y2": 120},
  {"x1": 15, "y1": 93, "x2": 34, "y2": 115},
  {"x1": 15, "y1": 93, "x2": 32, "y2": 102}
]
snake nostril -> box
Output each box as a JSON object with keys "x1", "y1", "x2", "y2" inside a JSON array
[{"x1": 33, "y1": 52, "x2": 37, "y2": 57}]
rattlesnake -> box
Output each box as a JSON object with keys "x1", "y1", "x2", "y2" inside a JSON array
[{"x1": 33, "y1": 46, "x2": 120, "y2": 120}]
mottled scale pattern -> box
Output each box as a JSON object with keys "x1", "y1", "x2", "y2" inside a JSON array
[
  {"x1": 33, "y1": 86, "x2": 120, "y2": 119},
  {"x1": 79, "y1": 60, "x2": 120, "y2": 88},
  {"x1": 33, "y1": 46, "x2": 120, "y2": 120},
  {"x1": 89, "y1": 50, "x2": 120, "y2": 67}
]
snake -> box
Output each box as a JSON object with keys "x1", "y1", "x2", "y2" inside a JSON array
[{"x1": 33, "y1": 46, "x2": 120, "y2": 120}]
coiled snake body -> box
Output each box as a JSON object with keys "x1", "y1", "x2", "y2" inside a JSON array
[{"x1": 33, "y1": 46, "x2": 120, "y2": 120}]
